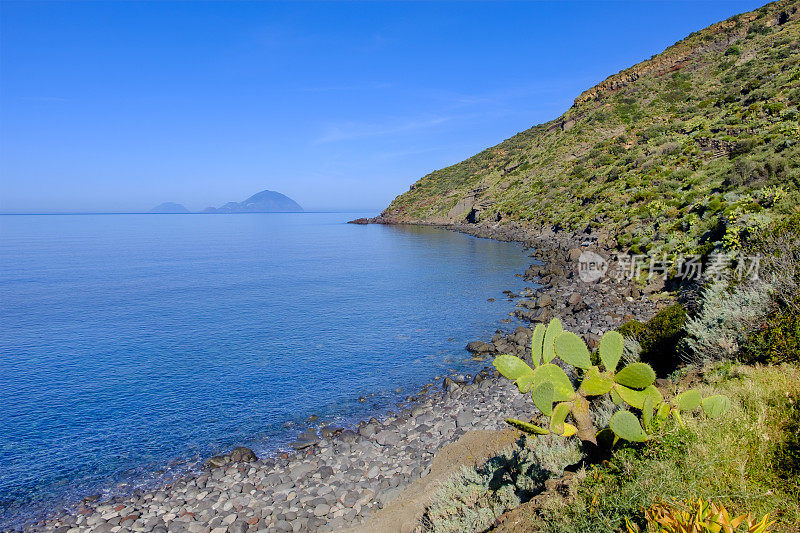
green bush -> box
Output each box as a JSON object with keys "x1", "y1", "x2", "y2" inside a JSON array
[
  {"x1": 724, "y1": 45, "x2": 741, "y2": 56},
  {"x1": 617, "y1": 304, "x2": 687, "y2": 376},
  {"x1": 744, "y1": 212, "x2": 800, "y2": 309},
  {"x1": 740, "y1": 308, "x2": 800, "y2": 365}
]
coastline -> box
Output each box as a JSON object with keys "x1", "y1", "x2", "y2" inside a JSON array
[{"x1": 17, "y1": 222, "x2": 670, "y2": 533}]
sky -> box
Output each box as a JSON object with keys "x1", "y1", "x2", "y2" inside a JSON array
[{"x1": 0, "y1": 0, "x2": 766, "y2": 213}]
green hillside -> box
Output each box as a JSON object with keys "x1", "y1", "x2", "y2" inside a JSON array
[{"x1": 379, "y1": 0, "x2": 800, "y2": 255}]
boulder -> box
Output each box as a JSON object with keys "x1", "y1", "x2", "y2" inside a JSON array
[
  {"x1": 532, "y1": 308, "x2": 554, "y2": 323},
  {"x1": 229, "y1": 447, "x2": 257, "y2": 463},
  {"x1": 465, "y1": 341, "x2": 494, "y2": 354},
  {"x1": 567, "y1": 247, "x2": 583, "y2": 262},
  {"x1": 443, "y1": 377, "x2": 459, "y2": 393},
  {"x1": 291, "y1": 429, "x2": 320, "y2": 450},
  {"x1": 205, "y1": 446, "x2": 257, "y2": 468}
]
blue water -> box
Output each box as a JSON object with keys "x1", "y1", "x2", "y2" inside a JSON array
[{"x1": 0, "y1": 212, "x2": 528, "y2": 528}]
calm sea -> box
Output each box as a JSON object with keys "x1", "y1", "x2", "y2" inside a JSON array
[{"x1": 0, "y1": 212, "x2": 529, "y2": 528}]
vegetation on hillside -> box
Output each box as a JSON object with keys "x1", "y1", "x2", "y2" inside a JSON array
[{"x1": 380, "y1": 0, "x2": 800, "y2": 256}]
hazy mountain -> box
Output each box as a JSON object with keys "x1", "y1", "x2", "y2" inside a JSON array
[
  {"x1": 149, "y1": 202, "x2": 190, "y2": 213},
  {"x1": 203, "y1": 190, "x2": 303, "y2": 213}
]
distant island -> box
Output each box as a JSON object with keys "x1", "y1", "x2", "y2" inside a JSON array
[
  {"x1": 149, "y1": 202, "x2": 190, "y2": 213},
  {"x1": 202, "y1": 190, "x2": 303, "y2": 213},
  {"x1": 148, "y1": 190, "x2": 303, "y2": 214}
]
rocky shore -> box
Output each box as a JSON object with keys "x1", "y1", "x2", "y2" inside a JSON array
[{"x1": 20, "y1": 222, "x2": 669, "y2": 533}]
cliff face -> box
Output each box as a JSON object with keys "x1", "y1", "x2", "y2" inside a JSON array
[{"x1": 378, "y1": 0, "x2": 800, "y2": 254}]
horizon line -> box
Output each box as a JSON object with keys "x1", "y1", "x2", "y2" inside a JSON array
[{"x1": 0, "y1": 210, "x2": 381, "y2": 216}]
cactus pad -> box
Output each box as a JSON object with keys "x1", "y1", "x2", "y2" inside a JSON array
[
  {"x1": 675, "y1": 389, "x2": 702, "y2": 411},
  {"x1": 614, "y1": 362, "x2": 656, "y2": 389},
  {"x1": 550, "y1": 402, "x2": 571, "y2": 435},
  {"x1": 599, "y1": 330, "x2": 624, "y2": 372},
  {"x1": 532, "y1": 381, "x2": 554, "y2": 416},
  {"x1": 506, "y1": 418, "x2": 549, "y2": 435},
  {"x1": 610, "y1": 387, "x2": 624, "y2": 405},
  {"x1": 559, "y1": 423, "x2": 577, "y2": 437},
  {"x1": 531, "y1": 323, "x2": 545, "y2": 367},
  {"x1": 701, "y1": 395, "x2": 731, "y2": 418},
  {"x1": 615, "y1": 384, "x2": 662, "y2": 409},
  {"x1": 642, "y1": 395, "x2": 655, "y2": 431},
  {"x1": 609, "y1": 410, "x2": 649, "y2": 442},
  {"x1": 532, "y1": 363, "x2": 575, "y2": 402},
  {"x1": 554, "y1": 331, "x2": 592, "y2": 369},
  {"x1": 542, "y1": 318, "x2": 563, "y2": 364},
  {"x1": 493, "y1": 354, "x2": 534, "y2": 381},
  {"x1": 579, "y1": 366, "x2": 615, "y2": 396}
]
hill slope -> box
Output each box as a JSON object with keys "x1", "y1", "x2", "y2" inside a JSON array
[{"x1": 378, "y1": 0, "x2": 800, "y2": 254}]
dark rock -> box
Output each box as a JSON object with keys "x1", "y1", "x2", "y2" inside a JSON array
[
  {"x1": 291, "y1": 429, "x2": 320, "y2": 450},
  {"x1": 643, "y1": 277, "x2": 665, "y2": 295},
  {"x1": 465, "y1": 340, "x2": 494, "y2": 354},
  {"x1": 443, "y1": 377, "x2": 459, "y2": 392},
  {"x1": 532, "y1": 308, "x2": 554, "y2": 323},
  {"x1": 566, "y1": 247, "x2": 583, "y2": 262},
  {"x1": 230, "y1": 447, "x2": 257, "y2": 463},
  {"x1": 585, "y1": 333, "x2": 601, "y2": 350},
  {"x1": 340, "y1": 429, "x2": 357, "y2": 443},
  {"x1": 321, "y1": 426, "x2": 343, "y2": 438},
  {"x1": 318, "y1": 465, "x2": 335, "y2": 479}
]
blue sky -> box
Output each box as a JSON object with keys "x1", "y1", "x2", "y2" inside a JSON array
[{"x1": 0, "y1": 0, "x2": 764, "y2": 213}]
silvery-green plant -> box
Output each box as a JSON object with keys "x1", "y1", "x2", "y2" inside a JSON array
[
  {"x1": 493, "y1": 318, "x2": 730, "y2": 446},
  {"x1": 684, "y1": 280, "x2": 773, "y2": 364}
]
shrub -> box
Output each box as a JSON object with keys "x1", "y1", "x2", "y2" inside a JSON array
[
  {"x1": 746, "y1": 213, "x2": 800, "y2": 310},
  {"x1": 740, "y1": 308, "x2": 800, "y2": 365},
  {"x1": 618, "y1": 305, "x2": 688, "y2": 376},
  {"x1": 420, "y1": 434, "x2": 581, "y2": 533},
  {"x1": 683, "y1": 280, "x2": 773, "y2": 363},
  {"x1": 724, "y1": 45, "x2": 742, "y2": 56}
]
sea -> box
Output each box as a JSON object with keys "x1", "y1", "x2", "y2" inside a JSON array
[{"x1": 0, "y1": 212, "x2": 530, "y2": 528}]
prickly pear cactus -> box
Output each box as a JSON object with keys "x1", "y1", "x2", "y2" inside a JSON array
[{"x1": 495, "y1": 318, "x2": 731, "y2": 447}]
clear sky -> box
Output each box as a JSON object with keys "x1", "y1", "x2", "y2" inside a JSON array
[{"x1": 0, "y1": 0, "x2": 765, "y2": 213}]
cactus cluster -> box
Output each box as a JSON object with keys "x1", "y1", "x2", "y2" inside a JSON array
[{"x1": 493, "y1": 318, "x2": 731, "y2": 445}]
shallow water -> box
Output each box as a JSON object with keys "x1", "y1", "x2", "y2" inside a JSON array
[{"x1": 0, "y1": 212, "x2": 529, "y2": 528}]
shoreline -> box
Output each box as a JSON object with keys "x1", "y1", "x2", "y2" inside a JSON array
[{"x1": 16, "y1": 222, "x2": 669, "y2": 533}]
